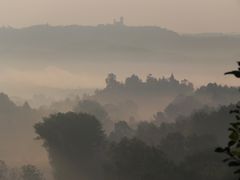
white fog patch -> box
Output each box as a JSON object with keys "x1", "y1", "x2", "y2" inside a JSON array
[{"x1": 0, "y1": 66, "x2": 103, "y2": 89}]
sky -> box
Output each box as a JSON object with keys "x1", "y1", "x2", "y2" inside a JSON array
[{"x1": 0, "y1": 0, "x2": 240, "y2": 33}]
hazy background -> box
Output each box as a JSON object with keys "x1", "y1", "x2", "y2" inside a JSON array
[
  {"x1": 0, "y1": 0, "x2": 240, "y2": 33},
  {"x1": 0, "y1": 0, "x2": 239, "y2": 100}
]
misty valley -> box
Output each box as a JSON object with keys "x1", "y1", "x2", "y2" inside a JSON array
[
  {"x1": 0, "y1": 72, "x2": 239, "y2": 180},
  {"x1": 0, "y1": 11, "x2": 239, "y2": 179}
]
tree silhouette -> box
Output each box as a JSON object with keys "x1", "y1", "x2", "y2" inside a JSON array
[
  {"x1": 21, "y1": 165, "x2": 44, "y2": 180},
  {"x1": 35, "y1": 112, "x2": 106, "y2": 180},
  {"x1": 225, "y1": 62, "x2": 240, "y2": 78},
  {"x1": 215, "y1": 62, "x2": 240, "y2": 179},
  {"x1": 109, "y1": 121, "x2": 134, "y2": 142},
  {"x1": 0, "y1": 161, "x2": 7, "y2": 180},
  {"x1": 104, "y1": 138, "x2": 178, "y2": 180},
  {"x1": 74, "y1": 99, "x2": 113, "y2": 132}
]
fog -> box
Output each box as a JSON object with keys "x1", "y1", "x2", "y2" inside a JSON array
[
  {"x1": 0, "y1": 1, "x2": 240, "y2": 179},
  {"x1": 0, "y1": 63, "x2": 238, "y2": 99},
  {"x1": 0, "y1": 72, "x2": 239, "y2": 179},
  {"x1": 0, "y1": 0, "x2": 240, "y2": 33},
  {"x1": 0, "y1": 23, "x2": 239, "y2": 100}
]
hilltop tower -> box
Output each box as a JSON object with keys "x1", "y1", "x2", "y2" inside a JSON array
[
  {"x1": 120, "y1": 16, "x2": 124, "y2": 25},
  {"x1": 113, "y1": 17, "x2": 125, "y2": 26}
]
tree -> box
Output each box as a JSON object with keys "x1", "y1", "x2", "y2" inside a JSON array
[
  {"x1": 104, "y1": 138, "x2": 178, "y2": 180},
  {"x1": 152, "y1": 111, "x2": 167, "y2": 125},
  {"x1": 74, "y1": 100, "x2": 109, "y2": 122},
  {"x1": 136, "y1": 122, "x2": 162, "y2": 146},
  {"x1": 159, "y1": 132, "x2": 186, "y2": 163},
  {"x1": 0, "y1": 161, "x2": 8, "y2": 180},
  {"x1": 35, "y1": 112, "x2": 106, "y2": 180},
  {"x1": 125, "y1": 74, "x2": 142, "y2": 89},
  {"x1": 74, "y1": 99, "x2": 113, "y2": 132},
  {"x1": 109, "y1": 121, "x2": 134, "y2": 142},
  {"x1": 21, "y1": 165, "x2": 44, "y2": 180},
  {"x1": 105, "y1": 73, "x2": 121, "y2": 89},
  {"x1": 182, "y1": 150, "x2": 234, "y2": 180},
  {"x1": 215, "y1": 62, "x2": 240, "y2": 179},
  {"x1": 215, "y1": 106, "x2": 240, "y2": 179}
]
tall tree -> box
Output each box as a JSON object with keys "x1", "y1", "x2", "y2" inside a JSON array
[
  {"x1": 216, "y1": 62, "x2": 240, "y2": 179},
  {"x1": 35, "y1": 112, "x2": 106, "y2": 180}
]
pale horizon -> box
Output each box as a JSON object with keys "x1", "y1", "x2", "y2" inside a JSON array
[{"x1": 0, "y1": 0, "x2": 240, "y2": 33}]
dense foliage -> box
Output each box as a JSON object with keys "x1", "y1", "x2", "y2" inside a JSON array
[
  {"x1": 35, "y1": 110, "x2": 234, "y2": 180},
  {"x1": 0, "y1": 162, "x2": 44, "y2": 180}
]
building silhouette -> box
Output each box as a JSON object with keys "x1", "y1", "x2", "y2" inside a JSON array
[{"x1": 113, "y1": 17, "x2": 125, "y2": 26}]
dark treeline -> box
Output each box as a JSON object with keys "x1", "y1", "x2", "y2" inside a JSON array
[
  {"x1": 88, "y1": 73, "x2": 240, "y2": 120},
  {"x1": 111, "y1": 105, "x2": 233, "y2": 147},
  {"x1": 39, "y1": 74, "x2": 240, "y2": 123},
  {"x1": 93, "y1": 73, "x2": 238, "y2": 103},
  {"x1": 0, "y1": 73, "x2": 238, "y2": 179},
  {"x1": 0, "y1": 162, "x2": 45, "y2": 180},
  {"x1": 34, "y1": 105, "x2": 236, "y2": 180}
]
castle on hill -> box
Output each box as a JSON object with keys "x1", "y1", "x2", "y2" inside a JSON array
[{"x1": 113, "y1": 17, "x2": 125, "y2": 26}]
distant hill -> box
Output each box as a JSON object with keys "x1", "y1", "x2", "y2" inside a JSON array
[
  {"x1": 0, "y1": 24, "x2": 239, "y2": 65},
  {"x1": 0, "y1": 24, "x2": 238, "y2": 95}
]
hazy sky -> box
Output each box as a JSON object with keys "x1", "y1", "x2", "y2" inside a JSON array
[{"x1": 0, "y1": 0, "x2": 240, "y2": 33}]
